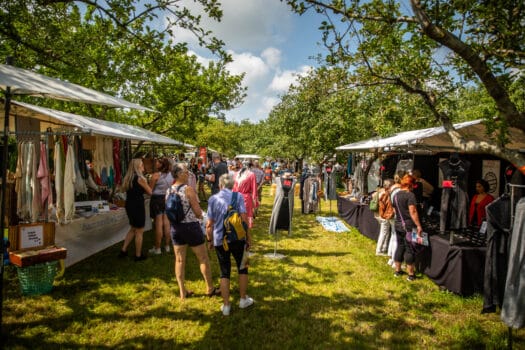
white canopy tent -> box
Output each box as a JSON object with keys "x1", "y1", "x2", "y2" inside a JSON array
[
  {"x1": 0, "y1": 64, "x2": 155, "y2": 112},
  {"x1": 235, "y1": 154, "x2": 261, "y2": 161},
  {"x1": 336, "y1": 119, "x2": 525, "y2": 153},
  {"x1": 1, "y1": 100, "x2": 190, "y2": 146}
]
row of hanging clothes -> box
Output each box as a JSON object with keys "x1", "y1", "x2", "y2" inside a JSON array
[
  {"x1": 300, "y1": 165, "x2": 322, "y2": 214},
  {"x1": 13, "y1": 134, "x2": 132, "y2": 224},
  {"x1": 482, "y1": 166, "x2": 525, "y2": 329}
]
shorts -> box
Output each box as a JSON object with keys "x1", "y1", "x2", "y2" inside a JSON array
[
  {"x1": 150, "y1": 194, "x2": 166, "y2": 218},
  {"x1": 171, "y1": 221, "x2": 205, "y2": 247},
  {"x1": 214, "y1": 240, "x2": 248, "y2": 279}
]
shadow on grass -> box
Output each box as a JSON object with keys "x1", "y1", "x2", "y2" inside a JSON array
[{"x1": 3, "y1": 189, "x2": 522, "y2": 349}]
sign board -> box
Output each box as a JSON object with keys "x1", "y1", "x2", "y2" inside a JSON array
[
  {"x1": 482, "y1": 160, "x2": 500, "y2": 197},
  {"x1": 20, "y1": 224, "x2": 44, "y2": 249}
]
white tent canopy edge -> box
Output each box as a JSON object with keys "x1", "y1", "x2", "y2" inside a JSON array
[
  {"x1": 336, "y1": 119, "x2": 525, "y2": 153},
  {"x1": 0, "y1": 64, "x2": 155, "y2": 112},
  {"x1": 4, "y1": 100, "x2": 188, "y2": 146}
]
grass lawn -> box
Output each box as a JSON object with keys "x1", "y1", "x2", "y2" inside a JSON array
[{"x1": 3, "y1": 186, "x2": 524, "y2": 349}]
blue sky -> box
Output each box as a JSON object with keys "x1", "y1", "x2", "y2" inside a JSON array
[{"x1": 168, "y1": 0, "x2": 327, "y2": 122}]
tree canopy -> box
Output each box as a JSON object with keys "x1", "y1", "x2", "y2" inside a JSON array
[
  {"x1": 0, "y1": 0, "x2": 245, "y2": 150},
  {"x1": 283, "y1": 0, "x2": 524, "y2": 170}
]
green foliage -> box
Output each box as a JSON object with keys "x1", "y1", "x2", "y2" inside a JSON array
[
  {"x1": 0, "y1": 0, "x2": 245, "y2": 149},
  {"x1": 283, "y1": 0, "x2": 525, "y2": 167}
]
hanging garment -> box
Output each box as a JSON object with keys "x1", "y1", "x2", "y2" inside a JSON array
[
  {"x1": 482, "y1": 195, "x2": 511, "y2": 313},
  {"x1": 439, "y1": 158, "x2": 470, "y2": 232},
  {"x1": 29, "y1": 141, "x2": 41, "y2": 223},
  {"x1": 269, "y1": 176, "x2": 297, "y2": 235},
  {"x1": 15, "y1": 142, "x2": 24, "y2": 219},
  {"x1": 64, "y1": 142, "x2": 77, "y2": 223},
  {"x1": 72, "y1": 138, "x2": 87, "y2": 195},
  {"x1": 233, "y1": 169, "x2": 258, "y2": 228},
  {"x1": 113, "y1": 139, "x2": 122, "y2": 185},
  {"x1": 37, "y1": 141, "x2": 51, "y2": 207},
  {"x1": 323, "y1": 166, "x2": 338, "y2": 201},
  {"x1": 303, "y1": 177, "x2": 320, "y2": 214},
  {"x1": 54, "y1": 140, "x2": 65, "y2": 224},
  {"x1": 501, "y1": 197, "x2": 525, "y2": 328},
  {"x1": 353, "y1": 160, "x2": 366, "y2": 198}
]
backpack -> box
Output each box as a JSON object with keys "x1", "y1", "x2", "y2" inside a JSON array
[
  {"x1": 166, "y1": 184, "x2": 190, "y2": 225},
  {"x1": 222, "y1": 192, "x2": 248, "y2": 251},
  {"x1": 379, "y1": 189, "x2": 395, "y2": 220}
]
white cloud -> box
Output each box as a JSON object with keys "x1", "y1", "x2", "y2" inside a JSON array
[
  {"x1": 163, "y1": 0, "x2": 319, "y2": 122},
  {"x1": 269, "y1": 65, "x2": 312, "y2": 92},
  {"x1": 226, "y1": 51, "x2": 269, "y2": 86},
  {"x1": 261, "y1": 48, "x2": 281, "y2": 69},
  {"x1": 172, "y1": 0, "x2": 293, "y2": 51}
]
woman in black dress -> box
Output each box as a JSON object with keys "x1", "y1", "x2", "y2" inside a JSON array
[{"x1": 119, "y1": 158, "x2": 152, "y2": 261}]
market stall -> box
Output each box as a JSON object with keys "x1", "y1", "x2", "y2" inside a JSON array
[
  {"x1": 1, "y1": 100, "x2": 187, "y2": 267},
  {"x1": 335, "y1": 119, "x2": 525, "y2": 296}
]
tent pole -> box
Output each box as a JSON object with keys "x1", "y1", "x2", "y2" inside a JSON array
[{"x1": 0, "y1": 56, "x2": 14, "y2": 336}]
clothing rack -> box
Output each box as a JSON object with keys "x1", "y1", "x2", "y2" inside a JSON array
[
  {"x1": 509, "y1": 183, "x2": 525, "y2": 230},
  {"x1": 506, "y1": 183, "x2": 525, "y2": 350}
]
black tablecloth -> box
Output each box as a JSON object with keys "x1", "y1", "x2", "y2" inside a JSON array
[
  {"x1": 337, "y1": 196, "x2": 379, "y2": 240},
  {"x1": 418, "y1": 234, "x2": 486, "y2": 296}
]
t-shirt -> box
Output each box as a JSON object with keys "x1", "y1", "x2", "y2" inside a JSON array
[
  {"x1": 211, "y1": 161, "x2": 228, "y2": 194},
  {"x1": 392, "y1": 190, "x2": 417, "y2": 232},
  {"x1": 207, "y1": 188, "x2": 247, "y2": 246}
]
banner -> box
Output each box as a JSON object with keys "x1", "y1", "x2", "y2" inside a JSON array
[
  {"x1": 199, "y1": 146, "x2": 208, "y2": 165},
  {"x1": 482, "y1": 160, "x2": 500, "y2": 197}
]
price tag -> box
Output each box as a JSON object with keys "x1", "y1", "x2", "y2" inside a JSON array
[
  {"x1": 427, "y1": 206, "x2": 433, "y2": 216},
  {"x1": 479, "y1": 221, "x2": 487, "y2": 234}
]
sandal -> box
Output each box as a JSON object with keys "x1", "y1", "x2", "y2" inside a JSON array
[{"x1": 207, "y1": 287, "x2": 221, "y2": 297}]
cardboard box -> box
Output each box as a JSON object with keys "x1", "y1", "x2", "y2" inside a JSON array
[{"x1": 8, "y1": 222, "x2": 55, "y2": 251}]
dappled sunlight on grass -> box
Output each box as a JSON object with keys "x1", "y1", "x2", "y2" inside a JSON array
[{"x1": 2, "y1": 186, "x2": 524, "y2": 348}]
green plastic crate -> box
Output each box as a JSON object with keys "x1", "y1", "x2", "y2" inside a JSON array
[{"x1": 16, "y1": 260, "x2": 58, "y2": 296}]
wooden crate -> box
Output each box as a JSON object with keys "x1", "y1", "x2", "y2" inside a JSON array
[
  {"x1": 9, "y1": 246, "x2": 67, "y2": 267},
  {"x1": 8, "y1": 222, "x2": 55, "y2": 251}
]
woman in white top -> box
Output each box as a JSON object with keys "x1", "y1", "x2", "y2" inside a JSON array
[{"x1": 148, "y1": 157, "x2": 174, "y2": 255}]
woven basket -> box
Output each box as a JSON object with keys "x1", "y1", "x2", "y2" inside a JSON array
[{"x1": 16, "y1": 261, "x2": 58, "y2": 296}]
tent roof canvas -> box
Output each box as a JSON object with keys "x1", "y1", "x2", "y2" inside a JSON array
[
  {"x1": 4, "y1": 100, "x2": 188, "y2": 146},
  {"x1": 0, "y1": 64, "x2": 154, "y2": 112},
  {"x1": 336, "y1": 119, "x2": 525, "y2": 153}
]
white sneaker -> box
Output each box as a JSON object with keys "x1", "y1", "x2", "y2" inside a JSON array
[
  {"x1": 220, "y1": 304, "x2": 231, "y2": 316},
  {"x1": 148, "y1": 247, "x2": 161, "y2": 255},
  {"x1": 164, "y1": 245, "x2": 171, "y2": 253},
  {"x1": 239, "y1": 296, "x2": 254, "y2": 309}
]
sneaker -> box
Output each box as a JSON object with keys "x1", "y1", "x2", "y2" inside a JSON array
[
  {"x1": 407, "y1": 275, "x2": 416, "y2": 282},
  {"x1": 134, "y1": 255, "x2": 147, "y2": 262},
  {"x1": 394, "y1": 271, "x2": 405, "y2": 277},
  {"x1": 239, "y1": 296, "x2": 254, "y2": 309},
  {"x1": 118, "y1": 250, "x2": 127, "y2": 258},
  {"x1": 220, "y1": 304, "x2": 231, "y2": 316},
  {"x1": 164, "y1": 245, "x2": 171, "y2": 253},
  {"x1": 148, "y1": 247, "x2": 161, "y2": 255}
]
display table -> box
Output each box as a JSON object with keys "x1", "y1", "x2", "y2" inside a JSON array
[
  {"x1": 418, "y1": 234, "x2": 486, "y2": 296},
  {"x1": 55, "y1": 200, "x2": 152, "y2": 267},
  {"x1": 337, "y1": 196, "x2": 380, "y2": 240}
]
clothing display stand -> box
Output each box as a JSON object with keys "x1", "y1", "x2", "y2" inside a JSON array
[{"x1": 264, "y1": 231, "x2": 285, "y2": 260}]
